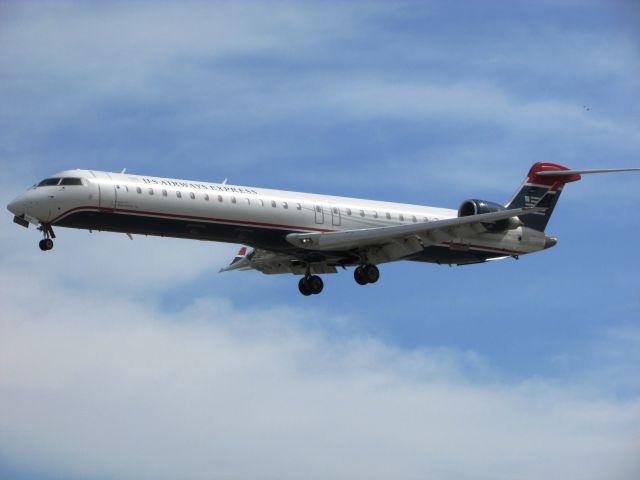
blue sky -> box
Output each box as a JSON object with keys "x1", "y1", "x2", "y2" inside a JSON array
[{"x1": 1, "y1": 1, "x2": 639, "y2": 479}]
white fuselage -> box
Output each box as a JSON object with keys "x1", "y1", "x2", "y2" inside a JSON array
[{"x1": 8, "y1": 169, "x2": 546, "y2": 264}]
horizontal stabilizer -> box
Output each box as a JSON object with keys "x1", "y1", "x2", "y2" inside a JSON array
[{"x1": 537, "y1": 168, "x2": 640, "y2": 176}]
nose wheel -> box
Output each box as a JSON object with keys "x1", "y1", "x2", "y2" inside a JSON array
[
  {"x1": 39, "y1": 238, "x2": 54, "y2": 251},
  {"x1": 38, "y1": 224, "x2": 55, "y2": 251},
  {"x1": 354, "y1": 264, "x2": 379, "y2": 285},
  {"x1": 298, "y1": 275, "x2": 324, "y2": 296}
]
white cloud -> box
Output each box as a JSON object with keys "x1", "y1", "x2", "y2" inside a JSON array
[
  {"x1": 1, "y1": 270, "x2": 639, "y2": 480},
  {"x1": 3, "y1": 1, "x2": 638, "y2": 148}
]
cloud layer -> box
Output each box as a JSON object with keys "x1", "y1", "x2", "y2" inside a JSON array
[{"x1": 2, "y1": 271, "x2": 639, "y2": 480}]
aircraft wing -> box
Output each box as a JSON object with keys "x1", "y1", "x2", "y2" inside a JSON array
[
  {"x1": 285, "y1": 207, "x2": 543, "y2": 261},
  {"x1": 221, "y1": 207, "x2": 541, "y2": 274}
]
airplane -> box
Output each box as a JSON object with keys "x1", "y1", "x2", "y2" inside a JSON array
[{"x1": 7, "y1": 162, "x2": 639, "y2": 295}]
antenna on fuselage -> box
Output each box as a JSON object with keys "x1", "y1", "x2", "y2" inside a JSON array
[
  {"x1": 120, "y1": 168, "x2": 127, "y2": 174},
  {"x1": 222, "y1": 178, "x2": 228, "y2": 185}
]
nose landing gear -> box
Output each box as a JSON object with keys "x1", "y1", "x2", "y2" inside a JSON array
[
  {"x1": 354, "y1": 264, "x2": 379, "y2": 285},
  {"x1": 38, "y1": 224, "x2": 55, "y2": 251}
]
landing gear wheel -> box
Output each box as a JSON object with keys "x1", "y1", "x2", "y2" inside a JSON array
[
  {"x1": 39, "y1": 238, "x2": 54, "y2": 251},
  {"x1": 354, "y1": 264, "x2": 379, "y2": 285},
  {"x1": 308, "y1": 275, "x2": 324, "y2": 295},
  {"x1": 363, "y1": 264, "x2": 379, "y2": 284},
  {"x1": 354, "y1": 266, "x2": 368, "y2": 285},
  {"x1": 298, "y1": 277, "x2": 312, "y2": 296},
  {"x1": 299, "y1": 275, "x2": 324, "y2": 296}
]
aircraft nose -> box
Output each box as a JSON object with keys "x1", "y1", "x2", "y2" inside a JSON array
[
  {"x1": 7, "y1": 196, "x2": 23, "y2": 216},
  {"x1": 7, "y1": 193, "x2": 27, "y2": 217}
]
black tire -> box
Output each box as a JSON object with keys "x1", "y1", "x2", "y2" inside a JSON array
[
  {"x1": 44, "y1": 238, "x2": 54, "y2": 251},
  {"x1": 308, "y1": 275, "x2": 324, "y2": 294},
  {"x1": 298, "y1": 277, "x2": 312, "y2": 296},
  {"x1": 39, "y1": 239, "x2": 48, "y2": 251},
  {"x1": 363, "y1": 264, "x2": 379, "y2": 283},
  {"x1": 354, "y1": 266, "x2": 368, "y2": 285}
]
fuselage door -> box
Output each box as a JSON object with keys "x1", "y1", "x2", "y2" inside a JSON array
[
  {"x1": 94, "y1": 172, "x2": 117, "y2": 210},
  {"x1": 331, "y1": 206, "x2": 341, "y2": 226},
  {"x1": 314, "y1": 205, "x2": 324, "y2": 224}
]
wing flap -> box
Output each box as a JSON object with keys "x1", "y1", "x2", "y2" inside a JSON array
[{"x1": 220, "y1": 246, "x2": 337, "y2": 275}]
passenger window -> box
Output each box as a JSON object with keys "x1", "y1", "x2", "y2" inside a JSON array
[
  {"x1": 271, "y1": 200, "x2": 276, "y2": 208},
  {"x1": 204, "y1": 194, "x2": 209, "y2": 201},
  {"x1": 60, "y1": 178, "x2": 83, "y2": 186},
  {"x1": 333, "y1": 208, "x2": 338, "y2": 214},
  {"x1": 399, "y1": 214, "x2": 404, "y2": 221},
  {"x1": 386, "y1": 212, "x2": 391, "y2": 220},
  {"x1": 190, "y1": 192, "x2": 195, "y2": 199},
  {"x1": 231, "y1": 197, "x2": 236, "y2": 204},
  {"x1": 136, "y1": 187, "x2": 142, "y2": 194},
  {"x1": 412, "y1": 215, "x2": 417, "y2": 222},
  {"x1": 177, "y1": 191, "x2": 182, "y2": 198},
  {"x1": 347, "y1": 208, "x2": 352, "y2": 216},
  {"x1": 259, "y1": 199, "x2": 264, "y2": 206},
  {"x1": 296, "y1": 203, "x2": 301, "y2": 210},
  {"x1": 423, "y1": 217, "x2": 428, "y2": 222},
  {"x1": 162, "y1": 189, "x2": 167, "y2": 196},
  {"x1": 245, "y1": 198, "x2": 250, "y2": 205},
  {"x1": 283, "y1": 202, "x2": 288, "y2": 209},
  {"x1": 360, "y1": 210, "x2": 365, "y2": 217},
  {"x1": 218, "y1": 195, "x2": 223, "y2": 202},
  {"x1": 373, "y1": 211, "x2": 378, "y2": 218},
  {"x1": 148, "y1": 188, "x2": 154, "y2": 195},
  {"x1": 37, "y1": 178, "x2": 61, "y2": 187}
]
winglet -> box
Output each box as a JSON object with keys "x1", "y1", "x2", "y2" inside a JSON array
[{"x1": 220, "y1": 246, "x2": 252, "y2": 272}]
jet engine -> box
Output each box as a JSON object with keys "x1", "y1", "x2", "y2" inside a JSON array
[{"x1": 458, "y1": 199, "x2": 521, "y2": 232}]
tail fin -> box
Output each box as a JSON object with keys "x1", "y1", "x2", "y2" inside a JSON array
[{"x1": 506, "y1": 162, "x2": 581, "y2": 231}]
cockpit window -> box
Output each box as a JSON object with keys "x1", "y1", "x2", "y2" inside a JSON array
[
  {"x1": 37, "y1": 177, "x2": 61, "y2": 187},
  {"x1": 60, "y1": 177, "x2": 84, "y2": 186}
]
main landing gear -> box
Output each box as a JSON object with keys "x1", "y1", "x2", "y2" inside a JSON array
[
  {"x1": 299, "y1": 275, "x2": 324, "y2": 296},
  {"x1": 38, "y1": 224, "x2": 55, "y2": 251},
  {"x1": 297, "y1": 264, "x2": 380, "y2": 296},
  {"x1": 354, "y1": 264, "x2": 379, "y2": 286}
]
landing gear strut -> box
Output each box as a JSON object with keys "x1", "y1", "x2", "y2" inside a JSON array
[
  {"x1": 38, "y1": 224, "x2": 55, "y2": 251},
  {"x1": 354, "y1": 264, "x2": 379, "y2": 285}
]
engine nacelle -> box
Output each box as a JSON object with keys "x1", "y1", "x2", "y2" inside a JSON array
[{"x1": 458, "y1": 199, "x2": 520, "y2": 232}]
